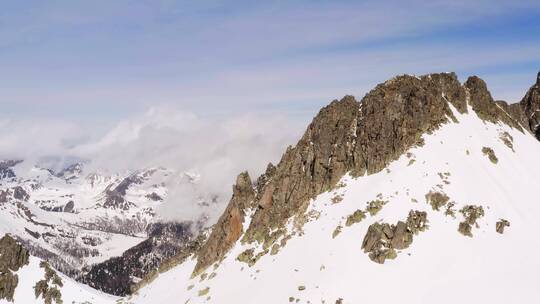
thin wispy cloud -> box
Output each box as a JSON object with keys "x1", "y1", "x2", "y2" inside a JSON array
[{"x1": 1, "y1": 0, "x2": 539, "y2": 119}]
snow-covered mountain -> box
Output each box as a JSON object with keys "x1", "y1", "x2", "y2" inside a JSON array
[
  {"x1": 1, "y1": 71, "x2": 539, "y2": 304},
  {"x1": 0, "y1": 161, "x2": 213, "y2": 295}
]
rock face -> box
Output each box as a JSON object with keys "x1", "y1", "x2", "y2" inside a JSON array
[
  {"x1": 361, "y1": 210, "x2": 427, "y2": 264},
  {"x1": 194, "y1": 172, "x2": 255, "y2": 274},
  {"x1": 519, "y1": 72, "x2": 540, "y2": 139},
  {"x1": 193, "y1": 72, "x2": 531, "y2": 274},
  {"x1": 0, "y1": 235, "x2": 30, "y2": 301}
]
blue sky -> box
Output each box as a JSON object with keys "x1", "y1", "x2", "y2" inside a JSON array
[{"x1": 1, "y1": 0, "x2": 540, "y2": 124}]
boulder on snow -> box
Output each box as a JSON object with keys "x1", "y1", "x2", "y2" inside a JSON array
[{"x1": 496, "y1": 219, "x2": 510, "y2": 234}]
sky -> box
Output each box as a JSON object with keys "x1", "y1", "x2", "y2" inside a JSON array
[
  {"x1": 1, "y1": 1, "x2": 540, "y2": 221},
  {"x1": 1, "y1": 0, "x2": 540, "y2": 123}
]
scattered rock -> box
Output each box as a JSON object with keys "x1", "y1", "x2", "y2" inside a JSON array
[
  {"x1": 236, "y1": 248, "x2": 268, "y2": 267},
  {"x1": 361, "y1": 210, "x2": 428, "y2": 263},
  {"x1": 366, "y1": 200, "x2": 387, "y2": 216},
  {"x1": 198, "y1": 287, "x2": 210, "y2": 297},
  {"x1": 345, "y1": 210, "x2": 366, "y2": 226},
  {"x1": 425, "y1": 191, "x2": 450, "y2": 211},
  {"x1": 331, "y1": 194, "x2": 344, "y2": 204},
  {"x1": 444, "y1": 202, "x2": 457, "y2": 218},
  {"x1": 458, "y1": 205, "x2": 485, "y2": 237},
  {"x1": 499, "y1": 132, "x2": 514, "y2": 151},
  {"x1": 496, "y1": 219, "x2": 510, "y2": 234},
  {"x1": 482, "y1": 147, "x2": 498, "y2": 164},
  {"x1": 34, "y1": 261, "x2": 63, "y2": 304},
  {"x1": 458, "y1": 222, "x2": 473, "y2": 237},
  {"x1": 406, "y1": 210, "x2": 428, "y2": 234},
  {"x1": 332, "y1": 226, "x2": 342, "y2": 239}
]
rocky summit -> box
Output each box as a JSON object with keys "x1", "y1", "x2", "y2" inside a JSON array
[{"x1": 1, "y1": 71, "x2": 540, "y2": 304}]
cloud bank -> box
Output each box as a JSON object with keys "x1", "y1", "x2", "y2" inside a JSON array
[{"x1": 0, "y1": 106, "x2": 304, "y2": 224}]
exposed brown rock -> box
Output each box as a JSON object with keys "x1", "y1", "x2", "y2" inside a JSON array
[
  {"x1": 194, "y1": 172, "x2": 255, "y2": 274},
  {"x1": 0, "y1": 235, "x2": 30, "y2": 272},
  {"x1": 482, "y1": 147, "x2": 498, "y2": 164},
  {"x1": 496, "y1": 219, "x2": 510, "y2": 234},
  {"x1": 34, "y1": 261, "x2": 63, "y2": 304},
  {"x1": 345, "y1": 210, "x2": 366, "y2": 226},
  {"x1": 0, "y1": 235, "x2": 30, "y2": 301},
  {"x1": 406, "y1": 210, "x2": 428, "y2": 234},
  {"x1": 425, "y1": 191, "x2": 450, "y2": 211},
  {"x1": 361, "y1": 210, "x2": 428, "y2": 263},
  {"x1": 465, "y1": 76, "x2": 523, "y2": 130},
  {"x1": 458, "y1": 205, "x2": 485, "y2": 237},
  {"x1": 518, "y1": 71, "x2": 540, "y2": 139},
  {"x1": 0, "y1": 272, "x2": 18, "y2": 302},
  {"x1": 366, "y1": 199, "x2": 387, "y2": 216}
]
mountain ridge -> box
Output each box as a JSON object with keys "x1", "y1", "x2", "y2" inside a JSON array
[
  {"x1": 1, "y1": 70, "x2": 540, "y2": 304},
  {"x1": 193, "y1": 71, "x2": 536, "y2": 275}
]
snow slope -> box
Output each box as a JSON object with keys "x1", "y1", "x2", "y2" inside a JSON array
[{"x1": 125, "y1": 105, "x2": 540, "y2": 304}]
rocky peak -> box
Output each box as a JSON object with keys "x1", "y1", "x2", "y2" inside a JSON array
[
  {"x1": 464, "y1": 76, "x2": 523, "y2": 130},
  {"x1": 519, "y1": 70, "x2": 540, "y2": 139},
  {"x1": 193, "y1": 72, "x2": 537, "y2": 274}
]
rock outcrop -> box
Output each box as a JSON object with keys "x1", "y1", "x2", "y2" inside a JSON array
[
  {"x1": 34, "y1": 261, "x2": 63, "y2": 304},
  {"x1": 361, "y1": 210, "x2": 428, "y2": 263},
  {"x1": 518, "y1": 71, "x2": 540, "y2": 139},
  {"x1": 194, "y1": 172, "x2": 255, "y2": 274},
  {"x1": 0, "y1": 235, "x2": 30, "y2": 301},
  {"x1": 193, "y1": 72, "x2": 537, "y2": 274}
]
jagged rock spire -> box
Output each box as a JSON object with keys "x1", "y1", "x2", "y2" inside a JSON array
[{"x1": 194, "y1": 172, "x2": 254, "y2": 274}]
